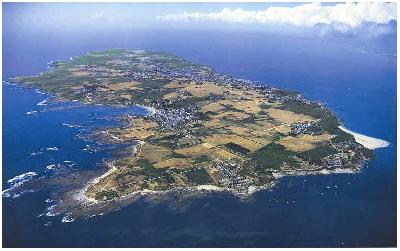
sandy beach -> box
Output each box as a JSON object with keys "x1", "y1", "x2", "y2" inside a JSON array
[{"x1": 339, "y1": 126, "x2": 390, "y2": 150}]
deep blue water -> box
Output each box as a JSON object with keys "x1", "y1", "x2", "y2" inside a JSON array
[{"x1": 3, "y1": 29, "x2": 396, "y2": 247}]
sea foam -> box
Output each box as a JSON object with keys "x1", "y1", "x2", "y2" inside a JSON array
[{"x1": 3, "y1": 172, "x2": 38, "y2": 198}]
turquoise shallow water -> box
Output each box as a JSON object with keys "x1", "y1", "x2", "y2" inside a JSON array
[{"x1": 2, "y1": 28, "x2": 396, "y2": 247}]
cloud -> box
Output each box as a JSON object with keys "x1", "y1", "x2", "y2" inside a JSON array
[
  {"x1": 90, "y1": 12, "x2": 119, "y2": 23},
  {"x1": 157, "y1": 2, "x2": 397, "y2": 32},
  {"x1": 90, "y1": 12, "x2": 108, "y2": 21},
  {"x1": 89, "y1": 12, "x2": 126, "y2": 26}
]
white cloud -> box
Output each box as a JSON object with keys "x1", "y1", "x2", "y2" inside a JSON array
[
  {"x1": 157, "y1": 2, "x2": 397, "y2": 31},
  {"x1": 89, "y1": 12, "x2": 126, "y2": 25},
  {"x1": 90, "y1": 12, "x2": 107, "y2": 21}
]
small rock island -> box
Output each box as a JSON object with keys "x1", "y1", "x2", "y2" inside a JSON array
[{"x1": 13, "y1": 49, "x2": 373, "y2": 202}]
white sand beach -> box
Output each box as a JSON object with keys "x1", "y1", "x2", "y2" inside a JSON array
[{"x1": 339, "y1": 126, "x2": 390, "y2": 150}]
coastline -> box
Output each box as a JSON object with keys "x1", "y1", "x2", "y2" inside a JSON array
[
  {"x1": 339, "y1": 126, "x2": 390, "y2": 150},
  {"x1": 6, "y1": 49, "x2": 390, "y2": 220}
]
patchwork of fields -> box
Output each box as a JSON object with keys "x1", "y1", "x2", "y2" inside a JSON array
[{"x1": 14, "y1": 49, "x2": 372, "y2": 201}]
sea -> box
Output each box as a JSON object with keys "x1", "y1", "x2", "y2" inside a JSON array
[{"x1": 3, "y1": 29, "x2": 396, "y2": 247}]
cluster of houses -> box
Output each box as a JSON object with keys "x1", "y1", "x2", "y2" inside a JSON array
[
  {"x1": 291, "y1": 122, "x2": 314, "y2": 135},
  {"x1": 129, "y1": 61, "x2": 313, "y2": 107},
  {"x1": 151, "y1": 107, "x2": 196, "y2": 130},
  {"x1": 321, "y1": 153, "x2": 345, "y2": 168},
  {"x1": 74, "y1": 58, "x2": 319, "y2": 114},
  {"x1": 214, "y1": 161, "x2": 254, "y2": 194}
]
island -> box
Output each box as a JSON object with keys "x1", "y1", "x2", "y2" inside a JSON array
[{"x1": 12, "y1": 49, "x2": 374, "y2": 203}]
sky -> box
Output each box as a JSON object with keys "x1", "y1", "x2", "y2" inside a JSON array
[{"x1": 3, "y1": 2, "x2": 397, "y2": 38}]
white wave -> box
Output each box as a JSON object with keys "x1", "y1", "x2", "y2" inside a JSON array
[
  {"x1": 45, "y1": 211, "x2": 60, "y2": 217},
  {"x1": 12, "y1": 193, "x2": 21, "y2": 198},
  {"x1": 30, "y1": 151, "x2": 43, "y2": 156},
  {"x1": 26, "y1": 110, "x2": 38, "y2": 115},
  {"x1": 3, "y1": 172, "x2": 38, "y2": 198},
  {"x1": 46, "y1": 204, "x2": 56, "y2": 211},
  {"x1": 35, "y1": 89, "x2": 46, "y2": 95},
  {"x1": 329, "y1": 168, "x2": 356, "y2": 174},
  {"x1": 45, "y1": 146, "x2": 60, "y2": 151},
  {"x1": 319, "y1": 169, "x2": 330, "y2": 175},
  {"x1": 61, "y1": 214, "x2": 75, "y2": 223},
  {"x1": 45, "y1": 164, "x2": 57, "y2": 170},
  {"x1": 2, "y1": 188, "x2": 12, "y2": 198},
  {"x1": 273, "y1": 168, "x2": 358, "y2": 179},
  {"x1": 7, "y1": 172, "x2": 37, "y2": 184},
  {"x1": 196, "y1": 184, "x2": 224, "y2": 192},
  {"x1": 89, "y1": 213, "x2": 105, "y2": 218},
  {"x1": 36, "y1": 99, "x2": 48, "y2": 106},
  {"x1": 273, "y1": 173, "x2": 285, "y2": 179},
  {"x1": 83, "y1": 145, "x2": 96, "y2": 153},
  {"x1": 66, "y1": 162, "x2": 77, "y2": 168},
  {"x1": 3, "y1": 81, "x2": 12, "y2": 86},
  {"x1": 61, "y1": 123, "x2": 82, "y2": 128}
]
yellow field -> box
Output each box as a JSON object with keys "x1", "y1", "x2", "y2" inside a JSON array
[
  {"x1": 110, "y1": 119, "x2": 158, "y2": 141},
  {"x1": 163, "y1": 92, "x2": 179, "y2": 100},
  {"x1": 203, "y1": 119, "x2": 226, "y2": 129},
  {"x1": 202, "y1": 134, "x2": 264, "y2": 152},
  {"x1": 163, "y1": 81, "x2": 183, "y2": 89},
  {"x1": 154, "y1": 158, "x2": 193, "y2": 169},
  {"x1": 266, "y1": 108, "x2": 316, "y2": 124},
  {"x1": 174, "y1": 143, "x2": 215, "y2": 158},
  {"x1": 211, "y1": 148, "x2": 237, "y2": 160},
  {"x1": 71, "y1": 71, "x2": 91, "y2": 77},
  {"x1": 140, "y1": 144, "x2": 171, "y2": 163},
  {"x1": 278, "y1": 133, "x2": 333, "y2": 152},
  {"x1": 111, "y1": 128, "x2": 155, "y2": 141},
  {"x1": 68, "y1": 68, "x2": 91, "y2": 77},
  {"x1": 272, "y1": 124, "x2": 293, "y2": 134},
  {"x1": 182, "y1": 82, "x2": 223, "y2": 97},
  {"x1": 224, "y1": 88, "x2": 244, "y2": 98},
  {"x1": 200, "y1": 103, "x2": 225, "y2": 113},
  {"x1": 220, "y1": 99, "x2": 262, "y2": 114},
  {"x1": 107, "y1": 59, "x2": 130, "y2": 65},
  {"x1": 211, "y1": 111, "x2": 250, "y2": 120},
  {"x1": 226, "y1": 126, "x2": 252, "y2": 136},
  {"x1": 108, "y1": 81, "x2": 143, "y2": 91},
  {"x1": 247, "y1": 136, "x2": 271, "y2": 146},
  {"x1": 130, "y1": 118, "x2": 158, "y2": 129}
]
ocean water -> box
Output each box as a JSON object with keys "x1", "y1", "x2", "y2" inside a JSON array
[{"x1": 3, "y1": 29, "x2": 396, "y2": 247}]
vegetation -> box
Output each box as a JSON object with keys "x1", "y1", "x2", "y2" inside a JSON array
[
  {"x1": 330, "y1": 129, "x2": 355, "y2": 143},
  {"x1": 185, "y1": 168, "x2": 213, "y2": 185},
  {"x1": 95, "y1": 190, "x2": 119, "y2": 200},
  {"x1": 225, "y1": 142, "x2": 250, "y2": 154},
  {"x1": 297, "y1": 144, "x2": 338, "y2": 164},
  {"x1": 270, "y1": 132, "x2": 286, "y2": 142},
  {"x1": 280, "y1": 100, "x2": 328, "y2": 119},
  {"x1": 251, "y1": 143, "x2": 294, "y2": 170},
  {"x1": 193, "y1": 154, "x2": 212, "y2": 163},
  {"x1": 11, "y1": 48, "x2": 373, "y2": 200}
]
